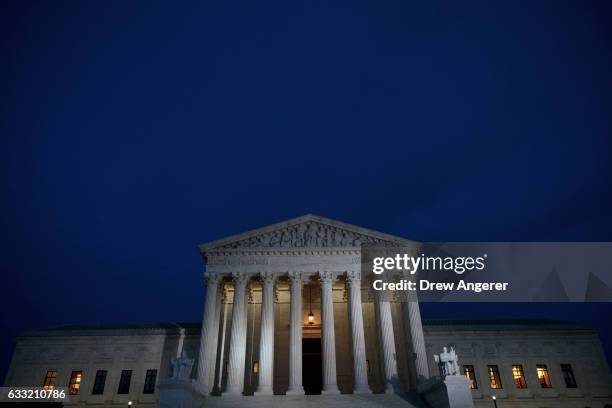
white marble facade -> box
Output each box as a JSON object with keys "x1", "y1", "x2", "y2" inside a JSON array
[{"x1": 4, "y1": 215, "x2": 612, "y2": 407}]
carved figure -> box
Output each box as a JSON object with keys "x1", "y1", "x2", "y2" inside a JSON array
[
  {"x1": 434, "y1": 346, "x2": 460, "y2": 378},
  {"x1": 170, "y1": 351, "x2": 194, "y2": 381},
  {"x1": 217, "y1": 222, "x2": 384, "y2": 249}
]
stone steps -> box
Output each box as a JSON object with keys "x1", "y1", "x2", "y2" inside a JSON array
[{"x1": 199, "y1": 393, "x2": 427, "y2": 408}]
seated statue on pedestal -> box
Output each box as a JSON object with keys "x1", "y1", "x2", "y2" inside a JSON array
[
  {"x1": 434, "y1": 346, "x2": 461, "y2": 378},
  {"x1": 170, "y1": 351, "x2": 194, "y2": 381}
]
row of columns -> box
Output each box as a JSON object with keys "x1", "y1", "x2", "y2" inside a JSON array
[{"x1": 196, "y1": 271, "x2": 429, "y2": 396}]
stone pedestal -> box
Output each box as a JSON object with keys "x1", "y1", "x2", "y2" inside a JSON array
[
  {"x1": 418, "y1": 375, "x2": 474, "y2": 408},
  {"x1": 444, "y1": 375, "x2": 474, "y2": 408},
  {"x1": 157, "y1": 379, "x2": 202, "y2": 408}
]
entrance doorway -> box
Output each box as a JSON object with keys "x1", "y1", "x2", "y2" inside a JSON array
[{"x1": 302, "y1": 338, "x2": 322, "y2": 394}]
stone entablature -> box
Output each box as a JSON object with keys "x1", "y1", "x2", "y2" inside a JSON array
[{"x1": 205, "y1": 252, "x2": 362, "y2": 274}]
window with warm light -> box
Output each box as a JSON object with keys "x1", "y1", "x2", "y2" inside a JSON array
[
  {"x1": 92, "y1": 370, "x2": 107, "y2": 395},
  {"x1": 536, "y1": 364, "x2": 552, "y2": 388},
  {"x1": 69, "y1": 371, "x2": 82, "y2": 395},
  {"x1": 42, "y1": 370, "x2": 57, "y2": 390},
  {"x1": 512, "y1": 365, "x2": 527, "y2": 389},
  {"x1": 561, "y1": 364, "x2": 577, "y2": 388},
  {"x1": 463, "y1": 365, "x2": 477, "y2": 389},
  {"x1": 252, "y1": 361, "x2": 259, "y2": 374},
  {"x1": 488, "y1": 365, "x2": 503, "y2": 389}
]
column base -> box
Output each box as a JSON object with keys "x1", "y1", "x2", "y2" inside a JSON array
[
  {"x1": 191, "y1": 381, "x2": 211, "y2": 396},
  {"x1": 285, "y1": 386, "x2": 305, "y2": 395},
  {"x1": 322, "y1": 386, "x2": 341, "y2": 395},
  {"x1": 352, "y1": 385, "x2": 371, "y2": 394},
  {"x1": 254, "y1": 385, "x2": 274, "y2": 396},
  {"x1": 383, "y1": 382, "x2": 395, "y2": 394},
  {"x1": 224, "y1": 385, "x2": 244, "y2": 396}
]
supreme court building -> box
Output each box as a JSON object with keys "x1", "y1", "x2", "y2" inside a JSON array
[{"x1": 4, "y1": 215, "x2": 612, "y2": 408}]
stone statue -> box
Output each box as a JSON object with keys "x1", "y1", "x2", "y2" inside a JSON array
[
  {"x1": 449, "y1": 347, "x2": 460, "y2": 375},
  {"x1": 315, "y1": 224, "x2": 325, "y2": 246},
  {"x1": 434, "y1": 346, "x2": 460, "y2": 378},
  {"x1": 170, "y1": 351, "x2": 194, "y2": 381}
]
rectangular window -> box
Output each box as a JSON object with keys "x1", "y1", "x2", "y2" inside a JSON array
[
  {"x1": 536, "y1": 364, "x2": 552, "y2": 388},
  {"x1": 92, "y1": 370, "x2": 107, "y2": 395},
  {"x1": 143, "y1": 369, "x2": 157, "y2": 394},
  {"x1": 117, "y1": 370, "x2": 132, "y2": 394},
  {"x1": 42, "y1": 370, "x2": 57, "y2": 390},
  {"x1": 561, "y1": 364, "x2": 577, "y2": 388},
  {"x1": 69, "y1": 371, "x2": 82, "y2": 395},
  {"x1": 512, "y1": 365, "x2": 527, "y2": 389},
  {"x1": 488, "y1": 365, "x2": 503, "y2": 389},
  {"x1": 463, "y1": 365, "x2": 478, "y2": 389}
]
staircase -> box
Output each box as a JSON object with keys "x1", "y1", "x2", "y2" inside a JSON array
[{"x1": 199, "y1": 393, "x2": 428, "y2": 408}]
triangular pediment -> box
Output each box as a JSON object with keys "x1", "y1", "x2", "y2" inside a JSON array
[{"x1": 200, "y1": 214, "x2": 415, "y2": 252}]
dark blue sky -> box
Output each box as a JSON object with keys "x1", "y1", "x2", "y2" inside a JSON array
[{"x1": 2, "y1": 0, "x2": 612, "y2": 384}]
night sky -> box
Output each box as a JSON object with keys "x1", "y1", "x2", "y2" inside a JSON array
[{"x1": 2, "y1": 1, "x2": 612, "y2": 384}]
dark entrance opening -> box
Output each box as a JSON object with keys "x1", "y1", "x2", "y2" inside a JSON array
[{"x1": 302, "y1": 338, "x2": 322, "y2": 395}]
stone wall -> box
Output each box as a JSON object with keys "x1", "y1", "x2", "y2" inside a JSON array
[
  {"x1": 424, "y1": 321, "x2": 612, "y2": 408},
  {"x1": 4, "y1": 319, "x2": 612, "y2": 407}
]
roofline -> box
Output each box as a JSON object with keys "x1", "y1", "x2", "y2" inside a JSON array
[
  {"x1": 199, "y1": 213, "x2": 418, "y2": 253},
  {"x1": 422, "y1": 319, "x2": 596, "y2": 332}
]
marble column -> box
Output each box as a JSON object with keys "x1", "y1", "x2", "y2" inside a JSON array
[
  {"x1": 255, "y1": 272, "x2": 276, "y2": 395},
  {"x1": 286, "y1": 272, "x2": 304, "y2": 395},
  {"x1": 207, "y1": 282, "x2": 223, "y2": 390},
  {"x1": 196, "y1": 273, "x2": 221, "y2": 394},
  {"x1": 376, "y1": 292, "x2": 398, "y2": 393},
  {"x1": 225, "y1": 272, "x2": 249, "y2": 395},
  {"x1": 346, "y1": 271, "x2": 370, "y2": 394},
  {"x1": 401, "y1": 279, "x2": 430, "y2": 383},
  {"x1": 320, "y1": 271, "x2": 340, "y2": 394}
]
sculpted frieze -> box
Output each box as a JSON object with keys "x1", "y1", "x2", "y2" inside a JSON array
[{"x1": 215, "y1": 221, "x2": 385, "y2": 249}]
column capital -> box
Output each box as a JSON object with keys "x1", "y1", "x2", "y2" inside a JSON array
[
  {"x1": 319, "y1": 271, "x2": 336, "y2": 285},
  {"x1": 260, "y1": 272, "x2": 277, "y2": 285},
  {"x1": 346, "y1": 270, "x2": 361, "y2": 284},
  {"x1": 288, "y1": 271, "x2": 303, "y2": 284},
  {"x1": 231, "y1": 272, "x2": 250, "y2": 286},
  {"x1": 204, "y1": 272, "x2": 222, "y2": 285}
]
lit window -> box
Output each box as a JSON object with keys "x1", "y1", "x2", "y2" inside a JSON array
[
  {"x1": 488, "y1": 365, "x2": 503, "y2": 389},
  {"x1": 512, "y1": 365, "x2": 527, "y2": 389},
  {"x1": 143, "y1": 369, "x2": 157, "y2": 394},
  {"x1": 42, "y1": 370, "x2": 57, "y2": 390},
  {"x1": 252, "y1": 361, "x2": 259, "y2": 374},
  {"x1": 69, "y1": 371, "x2": 82, "y2": 395},
  {"x1": 118, "y1": 370, "x2": 132, "y2": 394},
  {"x1": 561, "y1": 364, "x2": 577, "y2": 388},
  {"x1": 536, "y1": 365, "x2": 552, "y2": 388},
  {"x1": 92, "y1": 370, "x2": 107, "y2": 395},
  {"x1": 463, "y1": 365, "x2": 478, "y2": 389}
]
